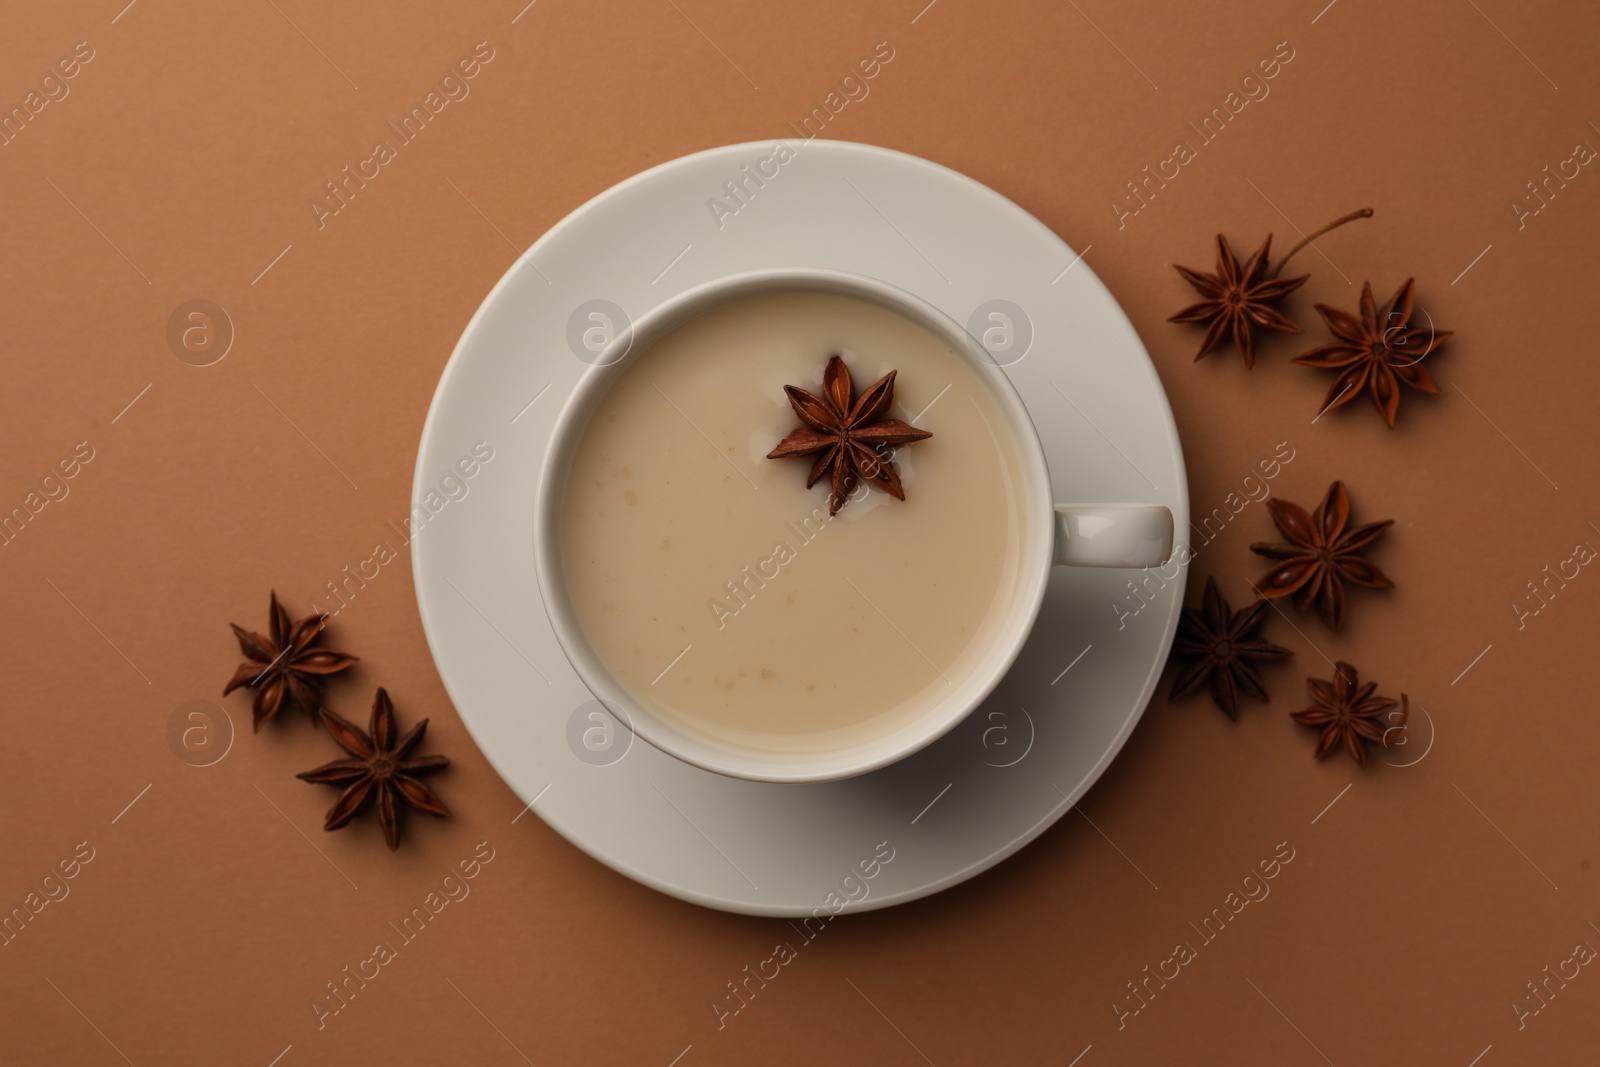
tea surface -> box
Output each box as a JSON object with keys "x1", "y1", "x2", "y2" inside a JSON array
[{"x1": 560, "y1": 290, "x2": 1029, "y2": 755}]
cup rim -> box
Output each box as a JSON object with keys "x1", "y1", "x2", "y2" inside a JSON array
[{"x1": 533, "y1": 268, "x2": 1056, "y2": 783}]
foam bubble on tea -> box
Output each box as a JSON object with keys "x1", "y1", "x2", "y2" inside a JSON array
[{"x1": 559, "y1": 290, "x2": 1029, "y2": 757}]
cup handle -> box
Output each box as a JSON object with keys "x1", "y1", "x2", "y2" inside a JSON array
[{"x1": 1053, "y1": 505, "x2": 1174, "y2": 568}]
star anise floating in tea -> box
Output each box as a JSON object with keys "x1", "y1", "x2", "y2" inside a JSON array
[
  {"x1": 298, "y1": 688, "x2": 451, "y2": 851},
  {"x1": 1291, "y1": 661, "x2": 1407, "y2": 766},
  {"x1": 767, "y1": 354, "x2": 932, "y2": 514},
  {"x1": 1169, "y1": 209, "x2": 1371, "y2": 368},
  {"x1": 223, "y1": 591, "x2": 358, "y2": 731},
  {"x1": 1168, "y1": 576, "x2": 1293, "y2": 720},
  {"x1": 1294, "y1": 277, "x2": 1451, "y2": 427},
  {"x1": 1251, "y1": 481, "x2": 1393, "y2": 630}
]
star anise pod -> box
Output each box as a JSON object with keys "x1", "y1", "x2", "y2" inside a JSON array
[
  {"x1": 767, "y1": 354, "x2": 932, "y2": 514},
  {"x1": 1294, "y1": 278, "x2": 1451, "y2": 427},
  {"x1": 223, "y1": 591, "x2": 357, "y2": 731},
  {"x1": 1168, "y1": 576, "x2": 1293, "y2": 720},
  {"x1": 1169, "y1": 235, "x2": 1307, "y2": 367},
  {"x1": 1251, "y1": 481, "x2": 1393, "y2": 630},
  {"x1": 1291, "y1": 662, "x2": 1407, "y2": 766},
  {"x1": 1169, "y1": 209, "x2": 1371, "y2": 368},
  {"x1": 297, "y1": 688, "x2": 451, "y2": 851}
]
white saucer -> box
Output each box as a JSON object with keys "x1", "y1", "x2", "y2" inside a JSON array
[{"x1": 412, "y1": 141, "x2": 1188, "y2": 915}]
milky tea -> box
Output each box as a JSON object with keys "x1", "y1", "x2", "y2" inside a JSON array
[{"x1": 559, "y1": 290, "x2": 1031, "y2": 757}]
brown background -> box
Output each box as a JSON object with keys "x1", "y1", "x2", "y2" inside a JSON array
[{"x1": 3, "y1": 0, "x2": 1598, "y2": 1063}]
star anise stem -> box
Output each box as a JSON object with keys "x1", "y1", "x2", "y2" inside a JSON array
[{"x1": 1269, "y1": 208, "x2": 1373, "y2": 279}]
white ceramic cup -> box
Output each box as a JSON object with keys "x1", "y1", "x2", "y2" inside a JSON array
[{"x1": 534, "y1": 269, "x2": 1173, "y2": 783}]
